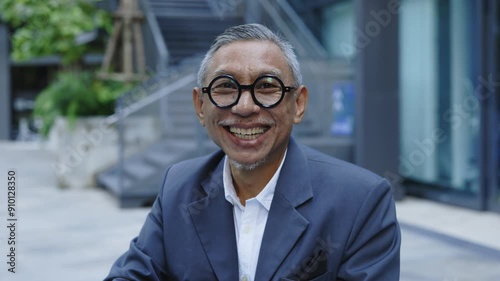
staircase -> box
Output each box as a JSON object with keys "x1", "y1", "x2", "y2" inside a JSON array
[
  {"x1": 149, "y1": 0, "x2": 243, "y2": 64},
  {"x1": 98, "y1": 0, "x2": 352, "y2": 208},
  {"x1": 97, "y1": 0, "x2": 243, "y2": 207}
]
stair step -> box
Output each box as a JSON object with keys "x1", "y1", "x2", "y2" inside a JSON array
[
  {"x1": 168, "y1": 106, "x2": 196, "y2": 115},
  {"x1": 97, "y1": 171, "x2": 134, "y2": 195},
  {"x1": 164, "y1": 126, "x2": 197, "y2": 138},
  {"x1": 157, "y1": 18, "x2": 242, "y2": 28},
  {"x1": 148, "y1": 0, "x2": 212, "y2": 17},
  {"x1": 170, "y1": 49, "x2": 210, "y2": 58},
  {"x1": 150, "y1": 2, "x2": 209, "y2": 8},
  {"x1": 149, "y1": 0, "x2": 209, "y2": 6},
  {"x1": 152, "y1": 10, "x2": 213, "y2": 18},
  {"x1": 167, "y1": 105, "x2": 196, "y2": 114},
  {"x1": 142, "y1": 141, "x2": 195, "y2": 167},
  {"x1": 167, "y1": 107, "x2": 195, "y2": 115},
  {"x1": 166, "y1": 100, "x2": 194, "y2": 109},
  {"x1": 149, "y1": 0, "x2": 210, "y2": 8},
  {"x1": 169, "y1": 118, "x2": 198, "y2": 128},
  {"x1": 143, "y1": 152, "x2": 179, "y2": 167},
  {"x1": 167, "y1": 92, "x2": 194, "y2": 102},
  {"x1": 122, "y1": 159, "x2": 158, "y2": 180},
  {"x1": 166, "y1": 40, "x2": 215, "y2": 48}
]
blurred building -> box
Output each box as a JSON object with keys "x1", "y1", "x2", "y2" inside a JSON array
[
  {"x1": 0, "y1": 0, "x2": 498, "y2": 211},
  {"x1": 291, "y1": 0, "x2": 499, "y2": 212}
]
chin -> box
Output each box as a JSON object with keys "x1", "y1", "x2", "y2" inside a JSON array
[{"x1": 229, "y1": 156, "x2": 268, "y2": 171}]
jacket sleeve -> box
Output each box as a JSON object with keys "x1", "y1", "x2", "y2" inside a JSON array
[
  {"x1": 337, "y1": 178, "x2": 401, "y2": 281},
  {"x1": 103, "y1": 173, "x2": 169, "y2": 281}
]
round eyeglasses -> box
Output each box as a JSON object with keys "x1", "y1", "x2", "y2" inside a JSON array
[{"x1": 201, "y1": 75, "x2": 296, "y2": 108}]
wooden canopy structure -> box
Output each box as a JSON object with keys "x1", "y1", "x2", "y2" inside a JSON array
[{"x1": 98, "y1": 0, "x2": 146, "y2": 82}]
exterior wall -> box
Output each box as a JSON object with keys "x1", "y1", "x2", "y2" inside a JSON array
[
  {"x1": 0, "y1": 22, "x2": 11, "y2": 140},
  {"x1": 353, "y1": 0, "x2": 401, "y2": 193}
]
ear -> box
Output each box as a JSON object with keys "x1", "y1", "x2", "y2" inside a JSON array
[
  {"x1": 293, "y1": 85, "x2": 308, "y2": 124},
  {"x1": 192, "y1": 87, "x2": 205, "y2": 126}
]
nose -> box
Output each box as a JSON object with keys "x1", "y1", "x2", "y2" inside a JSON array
[{"x1": 231, "y1": 89, "x2": 260, "y2": 116}]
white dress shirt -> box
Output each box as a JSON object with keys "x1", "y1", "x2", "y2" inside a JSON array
[{"x1": 223, "y1": 151, "x2": 287, "y2": 281}]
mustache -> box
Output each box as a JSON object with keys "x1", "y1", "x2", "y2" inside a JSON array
[{"x1": 218, "y1": 118, "x2": 275, "y2": 127}]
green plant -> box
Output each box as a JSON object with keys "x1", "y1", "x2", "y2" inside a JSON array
[
  {"x1": 0, "y1": 0, "x2": 112, "y2": 66},
  {"x1": 33, "y1": 71, "x2": 133, "y2": 136},
  {"x1": 1, "y1": 0, "x2": 133, "y2": 136}
]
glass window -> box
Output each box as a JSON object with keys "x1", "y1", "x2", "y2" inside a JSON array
[
  {"x1": 448, "y1": 0, "x2": 481, "y2": 192},
  {"x1": 399, "y1": 0, "x2": 481, "y2": 195},
  {"x1": 399, "y1": 0, "x2": 439, "y2": 183},
  {"x1": 495, "y1": 1, "x2": 500, "y2": 208},
  {"x1": 321, "y1": 1, "x2": 355, "y2": 60}
]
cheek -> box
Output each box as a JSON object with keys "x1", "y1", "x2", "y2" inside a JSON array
[
  {"x1": 201, "y1": 103, "x2": 215, "y2": 120},
  {"x1": 273, "y1": 111, "x2": 295, "y2": 131},
  {"x1": 201, "y1": 105, "x2": 223, "y2": 129},
  {"x1": 282, "y1": 103, "x2": 297, "y2": 121}
]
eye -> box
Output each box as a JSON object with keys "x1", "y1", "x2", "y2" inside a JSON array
[
  {"x1": 255, "y1": 77, "x2": 281, "y2": 91},
  {"x1": 213, "y1": 79, "x2": 237, "y2": 89},
  {"x1": 221, "y1": 82, "x2": 235, "y2": 88},
  {"x1": 259, "y1": 82, "x2": 276, "y2": 89}
]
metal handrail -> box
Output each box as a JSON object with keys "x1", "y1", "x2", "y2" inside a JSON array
[
  {"x1": 139, "y1": 0, "x2": 169, "y2": 73},
  {"x1": 105, "y1": 73, "x2": 195, "y2": 125},
  {"x1": 206, "y1": 0, "x2": 220, "y2": 16},
  {"x1": 258, "y1": 0, "x2": 328, "y2": 59},
  {"x1": 275, "y1": 0, "x2": 328, "y2": 58},
  {"x1": 101, "y1": 0, "x2": 176, "y2": 195}
]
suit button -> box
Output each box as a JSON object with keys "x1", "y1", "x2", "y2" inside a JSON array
[{"x1": 241, "y1": 276, "x2": 248, "y2": 281}]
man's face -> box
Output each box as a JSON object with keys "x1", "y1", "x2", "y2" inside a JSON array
[{"x1": 193, "y1": 40, "x2": 308, "y2": 170}]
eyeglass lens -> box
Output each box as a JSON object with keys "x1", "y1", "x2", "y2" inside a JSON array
[{"x1": 210, "y1": 76, "x2": 283, "y2": 107}]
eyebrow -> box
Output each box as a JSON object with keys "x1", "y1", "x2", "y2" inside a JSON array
[{"x1": 210, "y1": 68, "x2": 284, "y2": 80}]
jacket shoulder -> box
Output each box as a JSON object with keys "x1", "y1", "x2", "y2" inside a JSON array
[
  {"x1": 158, "y1": 150, "x2": 225, "y2": 200},
  {"x1": 300, "y1": 145, "x2": 388, "y2": 194}
]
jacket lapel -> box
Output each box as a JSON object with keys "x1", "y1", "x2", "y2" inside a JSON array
[
  {"x1": 255, "y1": 138, "x2": 314, "y2": 280},
  {"x1": 187, "y1": 159, "x2": 239, "y2": 281}
]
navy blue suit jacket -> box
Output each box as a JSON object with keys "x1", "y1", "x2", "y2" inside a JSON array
[{"x1": 105, "y1": 138, "x2": 401, "y2": 280}]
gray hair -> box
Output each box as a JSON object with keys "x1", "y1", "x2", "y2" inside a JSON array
[{"x1": 197, "y1": 23, "x2": 302, "y2": 87}]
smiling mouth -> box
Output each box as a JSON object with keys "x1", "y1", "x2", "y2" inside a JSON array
[{"x1": 227, "y1": 126, "x2": 269, "y2": 140}]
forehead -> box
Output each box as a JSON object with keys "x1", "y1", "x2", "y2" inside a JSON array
[{"x1": 209, "y1": 40, "x2": 291, "y2": 81}]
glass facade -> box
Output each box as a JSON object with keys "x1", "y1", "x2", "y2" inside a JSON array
[
  {"x1": 301, "y1": 0, "x2": 498, "y2": 211},
  {"x1": 493, "y1": 0, "x2": 500, "y2": 210},
  {"x1": 497, "y1": 84, "x2": 500, "y2": 206},
  {"x1": 321, "y1": 1, "x2": 355, "y2": 60},
  {"x1": 399, "y1": 0, "x2": 483, "y2": 207}
]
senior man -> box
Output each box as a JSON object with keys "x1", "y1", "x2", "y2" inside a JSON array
[{"x1": 105, "y1": 23, "x2": 401, "y2": 281}]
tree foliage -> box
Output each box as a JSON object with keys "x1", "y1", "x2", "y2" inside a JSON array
[
  {"x1": 1, "y1": 0, "x2": 135, "y2": 137},
  {"x1": 33, "y1": 71, "x2": 133, "y2": 136},
  {"x1": 0, "y1": 0, "x2": 112, "y2": 65}
]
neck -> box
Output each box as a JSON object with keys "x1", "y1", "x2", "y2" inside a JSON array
[
  {"x1": 231, "y1": 168, "x2": 271, "y2": 205},
  {"x1": 230, "y1": 151, "x2": 285, "y2": 205}
]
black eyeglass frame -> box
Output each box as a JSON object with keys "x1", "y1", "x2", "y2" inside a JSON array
[{"x1": 201, "y1": 75, "x2": 297, "y2": 109}]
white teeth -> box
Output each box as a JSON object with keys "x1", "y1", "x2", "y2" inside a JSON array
[{"x1": 229, "y1": 127, "x2": 266, "y2": 139}]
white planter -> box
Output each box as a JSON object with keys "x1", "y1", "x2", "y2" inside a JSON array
[{"x1": 47, "y1": 116, "x2": 159, "y2": 188}]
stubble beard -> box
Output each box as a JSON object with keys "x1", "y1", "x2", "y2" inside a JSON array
[{"x1": 229, "y1": 155, "x2": 268, "y2": 171}]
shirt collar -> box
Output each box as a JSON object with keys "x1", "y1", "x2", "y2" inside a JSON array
[{"x1": 223, "y1": 150, "x2": 287, "y2": 211}]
